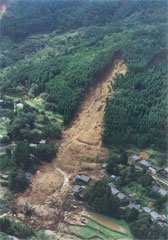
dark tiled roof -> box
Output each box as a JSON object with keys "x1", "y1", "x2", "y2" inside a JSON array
[
  {"x1": 143, "y1": 206, "x2": 152, "y2": 213},
  {"x1": 128, "y1": 203, "x2": 142, "y2": 212},
  {"x1": 76, "y1": 174, "x2": 91, "y2": 183},
  {"x1": 72, "y1": 185, "x2": 83, "y2": 193}
]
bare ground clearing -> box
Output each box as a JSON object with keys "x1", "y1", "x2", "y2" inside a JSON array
[{"x1": 16, "y1": 60, "x2": 127, "y2": 229}]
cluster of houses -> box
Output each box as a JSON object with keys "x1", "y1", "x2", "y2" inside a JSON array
[
  {"x1": 152, "y1": 185, "x2": 167, "y2": 197},
  {"x1": 108, "y1": 182, "x2": 128, "y2": 203},
  {"x1": 108, "y1": 182, "x2": 167, "y2": 225},
  {"x1": 131, "y1": 155, "x2": 157, "y2": 174},
  {"x1": 72, "y1": 174, "x2": 91, "y2": 193},
  {"x1": 128, "y1": 203, "x2": 167, "y2": 226},
  {"x1": 131, "y1": 155, "x2": 168, "y2": 178}
]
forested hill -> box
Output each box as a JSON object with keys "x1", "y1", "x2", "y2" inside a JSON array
[
  {"x1": 1, "y1": 0, "x2": 166, "y2": 42},
  {"x1": 0, "y1": 0, "x2": 167, "y2": 149}
]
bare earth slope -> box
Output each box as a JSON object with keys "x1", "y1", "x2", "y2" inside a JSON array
[{"x1": 17, "y1": 59, "x2": 127, "y2": 228}]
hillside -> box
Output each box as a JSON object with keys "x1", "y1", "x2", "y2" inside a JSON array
[{"x1": 0, "y1": 0, "x2": 168, "y2": 239}]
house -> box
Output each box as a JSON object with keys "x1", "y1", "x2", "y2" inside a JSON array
[
  {"x1": 152, "y1": 185, "x2": 167, "y2": 196},
  {"x1": 159, "y1": 214, "x2": 167, "y2": 222},
  {"x1": 29, "y1": 143, "x2": 37, "y2": 147},
  {"x1": 76, "y1": 174, "x2": 91, "y2": 183},
  {"x1": 150, "y1": 211, "x2": 161, "y2": 222},
  {"x1": 108, "y1": 182, "x2": 116, "y2": 188},
  {"x1": 158, "y1": 188, "x2": 167, "y2": 197},
  {"x1": 110, "y1": 175, "x2": 116, "y2": 179},
  {"x1": 128, "y1": 203, "x2": 142, "y2": 212},
  {"x1": 143, "y1": 206, "x2": 152, "y2": 214},
  {"x1": 148, "y1": 167, "x2": 156, "y2": 175},
  {"x1": 131, "y1": 155, "x2": 140, "y2": 163},
  {"x1": 117, "y1": 192, "x2": 128, "y2": 203},
  {"x1": 39, "y1": 139, "x2": 46, "y2": 144},
  {"x1": 72, "y1": 185, "x2": 84, "y2": 193},
  {"x1": 139, "y1": 160, "x2": 151, "y2": 168},
  {"x1": 109, "y1": 186, "x2": 119, "y2": 195}
]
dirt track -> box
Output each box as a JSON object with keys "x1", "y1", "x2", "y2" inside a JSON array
[{"x1": 17, "y1": 59, "x2": 127, "y2": 228}]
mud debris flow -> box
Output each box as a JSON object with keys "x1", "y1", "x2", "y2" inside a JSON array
[{"x1": 17, "y1": 60, "x2": 127, "y2": 227}]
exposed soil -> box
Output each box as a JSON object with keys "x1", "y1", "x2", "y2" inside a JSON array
[
  {"x1": 139, "y1": 151, "x2": 150, "y2": 160},
  {"x1": 89, "y1": 212, "x2": 127, "y2": 233},
  {"x1": 16, "y1": 59, "x2": 127, "y2": 229}
]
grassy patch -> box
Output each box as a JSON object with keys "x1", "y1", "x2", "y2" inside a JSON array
[
  {"x1": 25, "y1": 98, "x2": 63, "y2": 123},
  {"x1": 69, "y1": 212, "x2": 132, "y2": 240}
]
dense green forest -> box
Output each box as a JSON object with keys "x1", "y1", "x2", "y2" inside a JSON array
[{"x1": 0, "y1": 0, "x2": 167, "y2": 150}]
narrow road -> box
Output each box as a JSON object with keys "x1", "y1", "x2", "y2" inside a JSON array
[{"x1": 56, "y1": 167, "x2": 69, "y2": 190}]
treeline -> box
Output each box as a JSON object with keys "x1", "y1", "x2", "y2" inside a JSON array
[
  {"x1": 103, "y1": 63, "x2": 167, "y2": 149},
  {"x1": 0, "y1": 0, "x2": 167, "y2": 148},
  {"x1": 1, "y1": 0, "x2": 166, "y2": 42},
  {"x1": 1, "y1": 0, "x2": 120, "y2": 41}
]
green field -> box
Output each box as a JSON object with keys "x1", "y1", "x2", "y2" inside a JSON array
[{"x1": 68, "y1": 212, "x2": 132, "y2": 240}]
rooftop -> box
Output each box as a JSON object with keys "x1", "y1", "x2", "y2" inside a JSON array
[
  {"x1": 139, "y1": 159, "x2": 151, "y2": 167},
  {"x1": 39, "y1": 139, "x2": 46, "y2": 144},
  {"x1": 148, "y1": 167, "x2": 156, "y2": 173},
  {"x1": 29, "y1": 143, "x2": 37, "y2": 147},
  {"x1": 164, "y1": 167, "x2": 168, "y2": 173},
  {"x1": 150, "y1": 211, "x2": 161, "y2": 221},
  {"x1": 110, "y1": 187, "x2": 119, "y2": 195},
  {"x1": 158, "y1": 188, "x2": 167, "y2": 196},
  {"x1": 131, "y1": 155, "x2": 140, "y2": 161},
  {"x1": 117, "y1": 192, "x2": 128, "y2": 201},
  {"x1": 72, "y1": 185, "x2": 84, "y2": 193},
  {"x1": 108, "y1": 182, "x2": 116, "y2": 188},
  {"x1": 128, "y1": 203, "x2": 142, "y2": 212},
  {"x1": 76, "y1": 174, "x2": 91, "y2": 183},
  {"x1": 143, "y1": 206, "x2": 152, "y2": 213},
  {"x1": 152, "y1": 185, "x2": 160, "y2": 192}
]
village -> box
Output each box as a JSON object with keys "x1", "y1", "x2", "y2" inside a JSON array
[{"x1": 71, "y1": 153, "x2": 168, "y2": 227}]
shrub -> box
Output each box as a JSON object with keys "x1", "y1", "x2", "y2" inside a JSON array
[
  {"x1": 8, "y1": 167, "x2": 28, "y2": 192},
  {"x1": 0, "y1": 217, "x2": 34, "y2": 238},
  {"x1": 0, "y1": 136, "x2": 10, "y2": 144}
]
